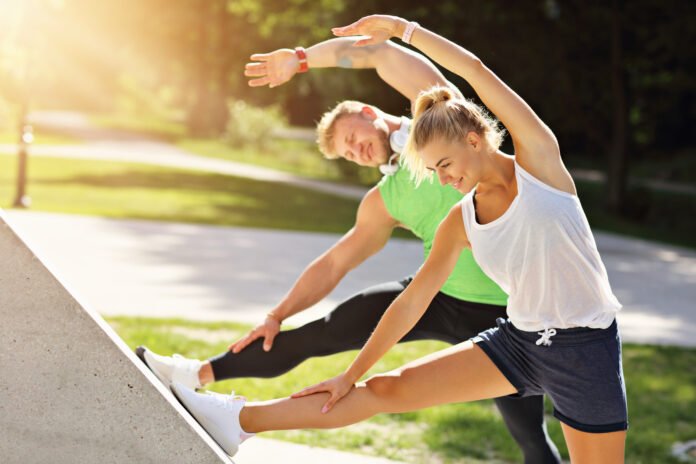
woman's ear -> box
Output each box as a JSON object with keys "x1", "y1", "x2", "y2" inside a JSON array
[{"x1": 466, "y1": 131, "x2": 482, "y2": 151}]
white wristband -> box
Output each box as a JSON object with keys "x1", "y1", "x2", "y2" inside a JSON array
[{"x1": 402, "y1": 21, "x2": 419, "y2": 44}]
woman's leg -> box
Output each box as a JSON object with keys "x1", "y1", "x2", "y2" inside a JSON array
[
  {"x1": 239, "y1": 341, "x2": 516, "y2": 432},
  {"x1": 561, "y1": 423, "x2": 626, "y2": 464}
]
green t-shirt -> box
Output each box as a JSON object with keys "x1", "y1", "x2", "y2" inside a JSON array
[{"x1": 378, "y1": 164, "x2": 508, "y2": 306}]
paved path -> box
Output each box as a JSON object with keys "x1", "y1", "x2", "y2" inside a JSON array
[
  {"x1": 5, "y1": 210, "x2": 696, "y2": 347},
  {"x1": 235, "y1": 438, "x2": 402, "y2": 464}
]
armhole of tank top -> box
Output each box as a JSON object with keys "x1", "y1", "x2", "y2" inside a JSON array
[
  {"x1": 514, "y1": 161, "x2": 575, "y2": 199},
  {"x1": 459, "y1": 195, "x2": 473, "y2": 237}
]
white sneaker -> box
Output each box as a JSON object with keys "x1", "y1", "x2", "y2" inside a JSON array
[
  {"x1": 171, "y1": 381, "x2": 253, "y2": 456},
  {"x1": 136, "y1": 346, "x2": 202, "y2": 390}
]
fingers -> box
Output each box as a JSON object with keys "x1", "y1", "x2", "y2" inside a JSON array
[
  {"x1": 250, "y1": 53, "x2": 271, "y2": 62},
  {"x1": 262, "y1": 331, "x2": 277, "y2": 352},
  {"x1": 247, "y1": 77, "x2": 271, "y2": 88},
  {"x1": 331, "y1": 19, "x2": 362, "y2": 36},
  {"x1": 244, "y1": 62, "x2": 266, "y2": 77},
  {"x1": 291, "y1": 382, "x2": 325, "y2": 399},
  {"x1": 322, "y1": 394, "x2": 340, "y2": 414},
  {"x1": 230, "y1": 332, "x2": 258, "y2": 353},
  {"x1": 353, "y1": 38, "x2": 376, "y2": 47}
]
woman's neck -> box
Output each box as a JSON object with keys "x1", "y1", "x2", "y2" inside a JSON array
[{"x1": 476, "y1": 151, "x2": 516, "y2": 196}]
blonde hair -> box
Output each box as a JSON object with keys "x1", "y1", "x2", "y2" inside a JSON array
[
  {"x1": 316, "y1": 100, "x2": 366, "y2": 159},
  {"x1": 404, "y1": 86, "x2": 506, "y2": 184}
]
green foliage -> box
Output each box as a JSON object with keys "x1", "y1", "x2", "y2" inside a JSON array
[{"x1": 223, "y1": 101, "x2": 287, "y2": 149}]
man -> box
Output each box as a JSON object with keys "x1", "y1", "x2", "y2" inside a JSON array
[{"x1": 139, "y1": 37, "x2": 560, "y2": 463}]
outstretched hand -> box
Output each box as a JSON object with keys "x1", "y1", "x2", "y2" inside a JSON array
[
  {"x1": 228, "y1": 315, "x2": 281, "y2": 353},
  {"x1": 332, "y1": 15, "x2": 404, "y2": 46},
  {"x1": 291, "y1": 373, "x2": 355, "y2": 414},
  {"x1": 245, "y1": 48, "x2": 299, "y2": 88}
]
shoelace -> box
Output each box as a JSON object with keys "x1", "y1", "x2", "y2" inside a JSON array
[
  {"x1": 204, "y1": 391, "x2": 246, "y2": 410},
  {"x1": 535, "y1": 328, "x2": 557, "y2": 346}
]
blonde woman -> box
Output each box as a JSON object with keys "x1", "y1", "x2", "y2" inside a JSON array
[{"x1": 172, "y1": 15, "x2": 627, "y2": 463}]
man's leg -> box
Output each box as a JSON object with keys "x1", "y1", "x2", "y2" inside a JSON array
[
  {"x1": 495, "y1": 396, "x2": 562, "y2": 464},
  {"x1": 207, "y1": 279, "x2": 410, "y2": 380}
]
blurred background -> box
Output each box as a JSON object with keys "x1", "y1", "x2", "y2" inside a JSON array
[
  {"x1": 0, "y1": 0, "x2": 694, "y2": 246},
  {"x1": 1, "y1": 2, "x2": 695, "y2": 463}
]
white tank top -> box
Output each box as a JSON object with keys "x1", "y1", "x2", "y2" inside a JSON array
[{"x1": 460, "y1": 161, "x2": 621, "y2": 331}]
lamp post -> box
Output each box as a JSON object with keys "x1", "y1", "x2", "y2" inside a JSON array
[
  {"x1": 13, "y1": 109, "x2": 33, "y2": 208},
  {"x1": 12, "y1": 0, "x2": 35, "y2": 209}
]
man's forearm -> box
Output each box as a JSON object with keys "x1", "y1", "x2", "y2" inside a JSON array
[
  {"x1": 270, "y1": 255, "x2": 347, "y2": 321},
  {"x1": 306, "y1": 37, "x2": 388, "y2": 69}
]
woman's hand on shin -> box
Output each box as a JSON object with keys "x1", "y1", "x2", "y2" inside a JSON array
[{"x1": 291, "y1": 373, "x2": 356, "y2": 413}]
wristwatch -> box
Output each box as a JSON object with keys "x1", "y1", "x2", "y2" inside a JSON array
[{"x1": 295, "y1": 47, "x2": 309, "y2": 73}]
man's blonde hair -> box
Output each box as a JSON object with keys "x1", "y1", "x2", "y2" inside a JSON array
[
  {"x1": 404, "y1": 86, "x2": 506, "y2": 184},
  {"x1": 316, "y1": 100, "x2": 367, "y2": 159}
]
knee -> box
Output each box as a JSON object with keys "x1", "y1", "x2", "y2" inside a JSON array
[{"x1": 363, "y1": 369, "x2": 411, "y2": 406}]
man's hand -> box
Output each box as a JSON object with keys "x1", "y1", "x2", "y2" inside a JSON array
[
  {"x1": 245, "y1": 49, "x2": 299, "y2": 88},
  {"x1": 228, "y1": 315, "x2": 282, "y2": 353},
  {"x1": 291, "y1": 373, "x2": 356, "y2": 413}
]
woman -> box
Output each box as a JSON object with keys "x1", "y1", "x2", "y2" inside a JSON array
[{"x1": 172, "y1": 15, "x2": 627, "y2": 463}]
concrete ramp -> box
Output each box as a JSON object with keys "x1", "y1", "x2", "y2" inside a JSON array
[{"x1": 0, "y1": 210, "x2": 232, "y2": 464}]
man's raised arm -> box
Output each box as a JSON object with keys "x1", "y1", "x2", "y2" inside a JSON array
[{"x1": 245, "y1": 38, "x2": 461, "y2": 103}]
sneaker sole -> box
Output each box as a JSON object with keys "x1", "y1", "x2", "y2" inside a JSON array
[
  {"x1": 135, "y1": 346, "x2": 147, "y2": 365},
  {"x1": 170, "y1": 383, "x2": 238, "y2": 456}
]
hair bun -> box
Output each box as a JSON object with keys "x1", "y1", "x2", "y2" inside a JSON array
[
  {"x1": 431, "y1": 87, "x2": 454, "y2": 103},
  {"x1": 414, "y1": 85, "x2": 455, "y2": 118}
]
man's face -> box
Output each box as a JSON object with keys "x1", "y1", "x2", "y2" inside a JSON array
[{"x1": 331, "y1": 110, "x2": 391, "y2": 167}]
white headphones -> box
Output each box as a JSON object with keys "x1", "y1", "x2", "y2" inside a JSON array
[
  {"x1": 379, "y1": 154, "x2": 400, "y2": 176},
  {"x1": 379, "y1": 118, "x2": 411, "y2": 176}
]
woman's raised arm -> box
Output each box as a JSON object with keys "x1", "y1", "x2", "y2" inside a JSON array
[{"x1": 334, "y1": 15, "x2": 573, "y2": 190}]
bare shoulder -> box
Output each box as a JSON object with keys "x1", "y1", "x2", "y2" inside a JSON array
[
  {"x1": 435, "y1": 202, "x2": 470, "y2": 249},
  {"x1": 356, "y1": 186, "x2": 398, "y2": 227},
  {"x1": 515, "y1": 141, "x2": 577, "y2": 196}
]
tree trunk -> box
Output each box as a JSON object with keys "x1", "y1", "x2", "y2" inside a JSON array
[
  {"x1": 607, "y1": 0, "x2": 629, "y2": 213},
  {"x1": 187, "y1": 0, "x2": 229, "y2": 137}
]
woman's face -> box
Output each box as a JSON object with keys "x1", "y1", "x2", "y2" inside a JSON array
[{"x1": 419, "y1": 133, "x2": 484, "y2": 194}]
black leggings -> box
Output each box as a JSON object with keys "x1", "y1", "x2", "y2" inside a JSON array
[{"x1": 210, "y1": 278, "x2": 561, "y2": 464}]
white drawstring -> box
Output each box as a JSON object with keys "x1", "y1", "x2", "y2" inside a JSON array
[{"x1": 536, "y1": 328, "x2": 557, "y2": 346}]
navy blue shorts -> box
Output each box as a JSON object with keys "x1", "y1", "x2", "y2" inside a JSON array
[{"x1": 473, "y1": 318, "x2": 628, "y2": 433}]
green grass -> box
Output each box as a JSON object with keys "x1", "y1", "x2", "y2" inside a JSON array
[
  {"x1": 110, "y1": 316, "x2": 696, "y2": 464},
  {"x1": 0, "y1": 155, "x2": 361, "y2": 234},
  {"x1": 178, "y1": 137, "x2": 382, "y2": 188}
]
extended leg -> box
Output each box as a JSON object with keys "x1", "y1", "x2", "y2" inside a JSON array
[
  {"x1": 240, "y1": 341, "x2": 516, "y2": 432},
  {"x1": 208, "y1": 280, "x2": 407, "y2": 380}
]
